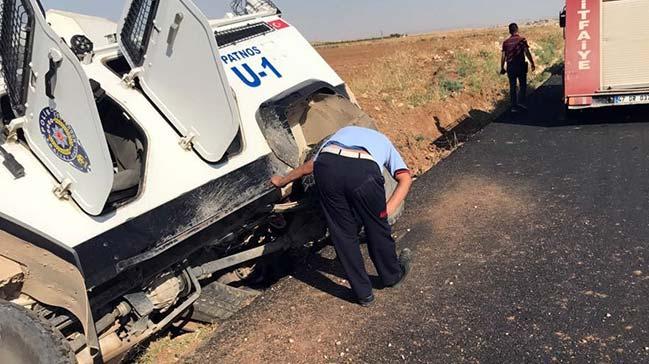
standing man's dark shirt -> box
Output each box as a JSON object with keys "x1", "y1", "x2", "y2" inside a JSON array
[{"x1": 502, "y1": 34, "x2": 530, "y2": 74}]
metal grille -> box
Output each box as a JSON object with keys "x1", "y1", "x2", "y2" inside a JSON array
[
  {"x1": 230, "y1": 0, "x2": 247, "y2": 15},
  {"x1": 230, "y1": 0, "x2": 279, "y2": 16},
  {"x1": 0, "y1": 0, "x2": 34, "y2": 116},
  {"x1": 215, "y1": 23, "x2": 273, "y2": 48},
  {"x1": 120, "y1": 0, "x2": 159, "y2": 67}
]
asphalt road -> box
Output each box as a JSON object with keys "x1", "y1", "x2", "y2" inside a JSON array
[{"x1": 185, "y1": 75, "x2": 649, "y2": 363}]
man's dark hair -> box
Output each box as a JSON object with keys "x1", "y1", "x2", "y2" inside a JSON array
[{"x1": 509, "y1": 23, "x2": 519, "y2": 35}]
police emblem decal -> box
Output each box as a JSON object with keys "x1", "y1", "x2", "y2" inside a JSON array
[{"x1": 39, "y1": 107, "x2": 91, "y2": 173}]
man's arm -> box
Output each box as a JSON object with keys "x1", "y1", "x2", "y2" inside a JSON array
[
  {"x1": 524, "y1": 47, "x2": 536, "y2": 72},
  {"x1": 500, "y1": 51, "x2": 507, "y2": 74},
  {"x1": 386, "y1": 171, "x2": 413, "y2": 216},
  {"x1": 271, "y1": 159, "x2": 315, "y2": 188}
]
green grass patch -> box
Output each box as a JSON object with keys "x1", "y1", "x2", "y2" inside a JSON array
[
  {"x1": 407, "y1": 83, "x2": 438, "y2": 107},
  {"x1": 536, "y1": 33, "x2": 563, "y2": 65},
  {"x1": 457, "y1": 52, "x2": 477, "y2": 78},
  {"x1": 439, "y1": 78, "x2": 464, "y2": 97},
  {"x1": 461, "y1": 49, "x2": 502, "y2": 93}
]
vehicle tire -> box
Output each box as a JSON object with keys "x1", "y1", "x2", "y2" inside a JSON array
[
  {"x1": 0, "y1": 300, "x2": 75, "y2": 364},
  {"x1": 300, "y1": 138, "x2": 404, "y2": 226}
]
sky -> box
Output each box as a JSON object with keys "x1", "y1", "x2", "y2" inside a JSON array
[{"x1": 41, "y1": 0, "x2": 565, "y2": 41}]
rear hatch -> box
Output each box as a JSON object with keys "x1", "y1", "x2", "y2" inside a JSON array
[
  {"x1": 601, "y1": 0, "x2": 649, "y2": 90},
  {"x1": 0, "y1": 0, "x2": 115, "y2": 216},
  {"x1": 117, "y1": 0, "x2": 241, "y2": 163}
]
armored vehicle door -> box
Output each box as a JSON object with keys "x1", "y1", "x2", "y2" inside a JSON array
[
  {"x1": 118, "y1": 0, "x2": 241, "y2": 162},
  {"x1": 0, "y1": 0, "x2": 114, "y2": 216}
]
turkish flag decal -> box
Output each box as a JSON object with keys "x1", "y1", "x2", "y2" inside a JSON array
[{"x1": 268, "y1": 19, "x2": 290, "y2": 30}]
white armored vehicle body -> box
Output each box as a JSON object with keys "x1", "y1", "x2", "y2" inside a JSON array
[{"x1": 0, "y1": 0, "x2": 398, "y2": 362}]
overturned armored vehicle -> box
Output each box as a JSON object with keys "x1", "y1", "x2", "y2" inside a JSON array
[{"x1": 0, "y1": 0, "x2": 401, "y2": 362}]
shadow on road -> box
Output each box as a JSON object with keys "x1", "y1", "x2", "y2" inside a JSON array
[
  {"x1": 496, "y1": 74, "x2": 649, "y2": 128},
  {"x1": 433, "y1": 64, "x2": 565, "y2": 150},
  {"x1": 290, "y1": 245, "x2": 385, "y2": 305},
  {"x1": 433, "y1": 107, "x2": 508, "y2": 150},
  {"x1": 433, "y1": 63, "x2": 649, "y2": 151}
]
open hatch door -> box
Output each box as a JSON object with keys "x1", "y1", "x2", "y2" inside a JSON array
[
  {"x1": 118, "y1": 0, "x2": 241, "y2": 162},
  {"x1": 0, "y1": 0, "x2": 114, "y2": 216}
]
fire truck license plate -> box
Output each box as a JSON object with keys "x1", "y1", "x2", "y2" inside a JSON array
[{"x1": 613, "y1": 94, "x2": 649, "y2": 105}]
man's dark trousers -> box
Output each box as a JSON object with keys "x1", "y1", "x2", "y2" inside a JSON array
[
  {"x1": 508, "y1": 63, "x2": 527, "y2": 107},
  {"x1": 314, "y1": 153, "x2": 402, "y2": 300}
]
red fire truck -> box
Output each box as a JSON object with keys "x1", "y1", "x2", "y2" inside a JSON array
[{"x1": 561, "y1": 0, "x2": 649, "y2": 109}]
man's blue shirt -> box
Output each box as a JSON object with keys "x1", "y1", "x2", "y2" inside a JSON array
[{"x1": 316, "y1": 126, "x2": 409, "y2": 177}]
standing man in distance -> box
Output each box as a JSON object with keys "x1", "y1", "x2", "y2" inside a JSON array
[
  {"x1": 501, "y1": 23, "x2": 536, "y2": 112},
  {"x1": 271, "y1": 126, "x2": 413, "y2": 307}
]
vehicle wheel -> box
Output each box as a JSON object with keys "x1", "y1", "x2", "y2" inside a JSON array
[
  {"x1": 300, "y1": 138, "x2": 404, "y2": 225},
  {"x1": 0, "y1": 300, "x2": 75, "y2": 364}
]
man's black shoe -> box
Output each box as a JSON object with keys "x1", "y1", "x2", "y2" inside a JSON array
[
  {"x1": 390, "y1": 248, "x2": 413, "y2": 288},
  {"x1": 358, "y1": 294, "x2": 375, "y2": 307}
]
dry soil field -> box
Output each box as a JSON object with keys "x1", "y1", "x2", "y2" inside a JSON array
[
  {"x1": 135, "y1": 22, "x2": 564, "y2": 364},
  {"x1": 318, "y1": 22, "x2": 563, "y2": 175}
]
